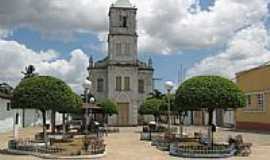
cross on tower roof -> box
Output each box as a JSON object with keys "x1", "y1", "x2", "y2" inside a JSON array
[{"x1": 114, "y1": 0, "x2": 133, "y2": 8}]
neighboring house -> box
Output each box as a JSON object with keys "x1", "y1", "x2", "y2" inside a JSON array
[
  {"x1": 88, "y1": 0, "x2": 154, "y2": 126},
  {"x1": 0, "y1": 83, "x2": 62, "y2": 133},
  {"x1": 0, "y1": 83, "x2": 22, "y2": 133},
  {"x1": 236, "y1": 64, "x2": 270, "y2": 131},
  {"x1": 191, "y1": 108, "x2": 235, "y2": 127}
]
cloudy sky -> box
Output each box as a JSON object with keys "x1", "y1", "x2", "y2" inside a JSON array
[{"x1": 0, "y1": 0, "x2": 269, "y2": 93}]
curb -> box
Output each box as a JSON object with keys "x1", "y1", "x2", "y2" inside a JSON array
[{"x1": 7, "y1": 149, "x2": 106, "y2": 159}]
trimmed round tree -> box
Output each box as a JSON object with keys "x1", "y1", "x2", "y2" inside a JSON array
[
  {"x1": 97, "y1": 99, "x2": 118, "y2": 123},
  {"x1": 175, "y1": 76, "x2": 246, "y2": 145},
  {"x1": 176, "y1": 76, "x2": 246, "y2": 125},
  {"x1": 139, "y1": 98, "x2": 163, "y2": 123},
  {"x1": 12, "y1": 76, "x2": 82, "y2": 144}
]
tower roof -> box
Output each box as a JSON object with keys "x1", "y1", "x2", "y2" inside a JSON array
[{"x1": 113, "y1": 0, "x2": 133, "y2": 8}]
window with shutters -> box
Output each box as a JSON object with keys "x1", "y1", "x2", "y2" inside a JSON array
[
  {"x1": 125, "y1": 43, "x2": 130, "y2": 55},
  {"x1": 97, "y1": 78, "x2": 104, "y2": 92},
  {"x1": 138, "y1": 79, "x2": 144, "y2": 93},
  {"x1": 116, "y1": 76, "x2": 122, "y2": 91},
  {"x1": 124, "y1": 77, "x2": 130, "y2": 91},
  {"x1": 244, "y1": 93, "x2": 265, "y2": 112}
]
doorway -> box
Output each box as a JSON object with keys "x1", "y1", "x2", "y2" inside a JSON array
[{"x1": 117, "y1": 103, "x2": 129, "y2": 126}]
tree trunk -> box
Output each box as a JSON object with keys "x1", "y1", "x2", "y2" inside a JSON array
[
  {"x1": 51, "y1": 110, "x2": 56, "y2": 134},
  {"x1": 157, "y1": 115, "x2": 160, "y2": 124},
  {"x1": 208, "y1": 109, "x2": 214, "y2": 148},
  {"x1": 42, "y1": 110, "x2": 48, "y2": 148},
  {"x1": 22, "y1": 108, "x2": 25, "y2": 128},
  {"x1": 82, "y1": 111, "x2": 86, "y2": 133},
  {"x1": 191, "y1": 111, "x2": 194, "y2": 125},
  {"x1": 103, "y1": 113, "x2": 106, "y2": 124},
  {"x1": 62, "y1": 113, "x2": 66, "y2": 135},
  {"x1": 179, "y1": 112, "x2": 183, "y2": 136},
  {"x1": 208, "y1": 109, "x2": 213, "y2": 125},
  {"x1": 154, "y1": 115, "x2": 158, "y2": 123},
  {"x1": 106, "y1": 114, "x2": 109, "y2": 124}
]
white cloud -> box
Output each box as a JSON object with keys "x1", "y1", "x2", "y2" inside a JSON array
[
  {"x1": 0, "y1": 0, "x2": 111, "y2": 40},
  {"x1": 0, "y1": 0, "x2": 268, "y2": 54},
  {"x1": 0, "y1": 0, "x2": 269, "y2": 92},
  {"x1": 186, "y1": 23, "x2": 270, "y2": 79},
  {"x1": 137, "y1": 0, "x2": 268, "y2": 54},
  {"x1": 0, "y1": 39, "x2": 89, "y2": 93}
]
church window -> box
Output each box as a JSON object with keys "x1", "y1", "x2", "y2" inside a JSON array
[
  {"x1": 123, "y1": 16, "x2": 127, "y2": 27},
  {"x1": 97, "y1": 78, "x2": 104, "y2": 92},
  {"x1": 120, "y1": 16, "x2": 128, "y2": 27},
  {"x1": 125, "y1": 43, "x2": 130, "y2": 55},
  {"x1": 138, "y1": 79, "x2": 144, "y2": 93},
  {"x1": 116, "y1": 76, "x2": 122, "y2": 91},
  {"x1": 124, "y1": 77, "x2": 130, "y2": 91},
  {"x1": 116, "y1": 43, "x2": 121, "y2": 55}
]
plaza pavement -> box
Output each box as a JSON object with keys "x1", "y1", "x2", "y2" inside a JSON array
[{"x1": 0, "y1": 126, "x2": 270, "y2": 160}]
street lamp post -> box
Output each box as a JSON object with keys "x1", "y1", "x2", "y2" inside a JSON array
[
  {"x1": 164, "y1": 81, "x2": 174, "y2": 133},
  {"x1": 82, "y1": 79, "x2": 92, "y2": 134},
  {"x1": 89, "y1": 97, "x2": 95, "y2": 134}
]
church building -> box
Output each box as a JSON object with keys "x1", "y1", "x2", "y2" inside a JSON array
[{"x1": 88, "y1": 0, "x2": 154, "y2": 126}]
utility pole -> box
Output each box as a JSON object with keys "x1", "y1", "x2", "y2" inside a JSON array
[{"x1": 178, "y1": 64, "x2": 187, "y2": 86}]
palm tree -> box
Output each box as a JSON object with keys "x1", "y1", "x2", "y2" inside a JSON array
[{"x1": 148, "y1": 89, "x2": 164, "y2": 100}]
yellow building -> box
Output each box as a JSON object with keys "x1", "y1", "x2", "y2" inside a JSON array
[{"x1": 236, "y1": 64, "x2": 270, "y2": 131}]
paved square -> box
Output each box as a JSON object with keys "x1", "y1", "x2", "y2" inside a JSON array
[{"x1": 0, "y1": 127, "x2": 270, "y2": 160}]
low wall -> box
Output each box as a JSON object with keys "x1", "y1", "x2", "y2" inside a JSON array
[{"x1": 236, "y1": 121, "x2": 270, "y2": 131}]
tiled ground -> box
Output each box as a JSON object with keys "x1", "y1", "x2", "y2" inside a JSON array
[{"x1": 0, "y1": 126, "x2": 270, "y2": 160}]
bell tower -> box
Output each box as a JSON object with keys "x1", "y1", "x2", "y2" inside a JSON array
[{"x1": 108, "y1": 0, "x2": 137, "y2": 63}]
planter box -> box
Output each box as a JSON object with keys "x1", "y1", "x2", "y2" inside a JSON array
[
  {"x1": 169, "y1": 143, "x2": 237, "y2": 158},
  {"x1": 169, "y1": 143, "x2": 178, "y2": 156},
  {"x1": 156, "y1": 141, "x2": 170, "y2": 151}
]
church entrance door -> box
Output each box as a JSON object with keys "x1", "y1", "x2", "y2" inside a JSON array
[{"x1": 117, "y1": 103, "x2": 129, "y2": 126}]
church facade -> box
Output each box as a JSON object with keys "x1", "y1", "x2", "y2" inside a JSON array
[{"x1": 88, "y1": 0, "x2": 154, "y2": 126}]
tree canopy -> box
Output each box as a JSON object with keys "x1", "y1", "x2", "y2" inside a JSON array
[
  {"x1": 12, "y1": 75, "x2": 82, "y2": 113},
  {"x1": 97, "y1": 99, "x2": 118, "y2": 116},
  {"x1": 175, "y1": 76, "x2": 246, "y2": 112},
  {"x1": 139, "y1": 98, "x2": 163, "y2": 116}
]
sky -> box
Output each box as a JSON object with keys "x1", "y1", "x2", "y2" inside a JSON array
[{"x1": 0, "y1": 0, "x2": 269, "y2": 93}]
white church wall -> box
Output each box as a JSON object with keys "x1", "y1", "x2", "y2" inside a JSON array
[
  {"x1": 90, "y1": 69, "x2": 108, "y2": 100},
  {"x1": 89, "y1": 2, "x2": 153, "y2": 126}
]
